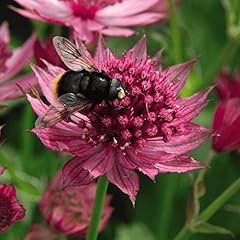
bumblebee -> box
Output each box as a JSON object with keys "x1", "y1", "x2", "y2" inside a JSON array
[{"x1": 36, "y1": 36, "x2": 126, "y2": 127}]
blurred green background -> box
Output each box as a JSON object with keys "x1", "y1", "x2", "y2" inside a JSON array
[{"x1": 0, "y1": 0, "x2": 240, "y2": 240}]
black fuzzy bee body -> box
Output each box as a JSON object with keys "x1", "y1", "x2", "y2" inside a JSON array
[
  {"x1": 35, "y1": 36, "x2": 126, "y2": 127},
  {"x1": 56, "y1": 70, "x2": 109, "y2": 102},
  {"x1": 55, "y1": 70, "x2": 124, "y2": 105}
]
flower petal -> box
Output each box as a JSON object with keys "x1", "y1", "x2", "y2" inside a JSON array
[
  {"x1": 23, "y1": 224, "x2": 58, "y2": 240},
  {"x1": 155, "y1": 155, "x2": 207, "y2": 173},
  {"x1": 14, "y1": 0, "x2": 73, "y2": 21},
  {"x1": 55, "y1": 157, "x2": 94, "y2": 189},
  {"x1": 145, "y1": 124, "x2": 211, "y2": 154},
  {"x1": 172, "y1": 86, "x2": 213, "y2": 124},
  {"x1": 162, "y1": 59, "x2": 196, "y2": 94},
  {"x1": 97, "y1": 0, "x2": 159, "y2": 18},
  {"x1": 83, "y1": 145, "x2": 115, "y2": 178},
  {"x1": 0, "y1": 34, "x2": 36, "y2": 82},
  {"x1": 0, "y1": 72, "x2": 37, "y2": 101},
  {"x1": 123, "y1": 35, "x2": 147, "y2": 63},
  {"x1": 0, "y1": 184, "x2": 25, "y2": 232},
  {"x1": 32, "y1": 126, "x2": 87, "y2": 153},
  {"x1": 107, "y1": 162, "x2": 139, "y2": 205},
  {"x1": 0, "y1": 21, "x2": 10, "y2": 44},
  {"x1": 100, "y1": 27, "x2": 135, "y2": 37},
  {"x1": 31, "y1": 63, "x2": 64, "y2": 105},
  {"x1": 212, "y1": 98, "x2": 240, "y2": 151}
]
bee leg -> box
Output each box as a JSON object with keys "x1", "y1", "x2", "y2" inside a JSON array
[
  {"x1": 88, "y1": 103, "x2": 101, "y2": 121},
  {"x1": 105, "y1": 100, "x2": 113, "y2": 109},
  {"x1": 89, "y1": 103, "x2": 97, "y2": 112}
]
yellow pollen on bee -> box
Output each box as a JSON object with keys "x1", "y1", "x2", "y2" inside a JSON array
[
  {"x1": 52, "y1": 72, "x2": 65, "y2": 99},
  {"x1": 118, "y1": 88, "x2": 126, "y2": 99}
]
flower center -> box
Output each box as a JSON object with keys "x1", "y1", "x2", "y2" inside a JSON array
[
  {"x1": 67, "y1": 0, "x2": 122, "y2": 20},
  {"x1": 71, "y1": 2, "x2": 99, "y2": 20},
  {"x1": 0, "y1": 195, "x2": 12, "y2": 229},
  {"x1": 76, "y1": 56, "x2": 184, "y2": 150},
  {"x1": 0, "y1": 41, "x2": 11, "y2": 73}
]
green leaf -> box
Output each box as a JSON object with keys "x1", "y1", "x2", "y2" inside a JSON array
[
  {"x1": 11, "y1": 175, "x2": 41, "y2": 196},
  {"x1": 225, "y1": 204, "x2": 240, "y2": 214},
  {"x1": 115, "y1": 223, "x2": 154, "y2": 240},
  {"x1": 192, "y1": 221, "x2": 234, "y2": 237}
]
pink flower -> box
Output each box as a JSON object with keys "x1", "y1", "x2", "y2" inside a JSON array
[
  {"x1": 27, "y1": 36, "x2": 211, "y2": 204},
  {"x1": 13, "y1": 0, "x2": 173, "y2": 43},
  {"x1": 0, "y1": 168, "x2": 25, "y2": 232},
  {"x1": 215, "y1": 70, "x2": 240, "y2": 100},
  {"x1": 211, "y1": 70, "x2": 240, "y2": 152},
  {"x1": 23, "y1": 224, "x2": 58, "y2": 240},
  {"x1": 34, "y1": 38, "x2": 66, "y2": 69},
  {"x1": 39, "y1": 170, "x2": 112, "y2": 237},
  {"x1": 212, "y1": 98, "x2": 240, "y2": 152},
  {"x1": 0, "y1": 21, "x2": 37, "y2": 101}
]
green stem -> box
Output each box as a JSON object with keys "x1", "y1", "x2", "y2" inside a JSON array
[
  {"x1": 21, "y1": 103, "x2": 35, "y2": 173},
  {"x1": 168, "y1": 0, "x2": 182, "y2": 62},
  {"x1": 174, "y1": 177, "x2": 240, "y2": 240},
  {"x1": 86, "y1": 176, "x2": 109, "y2": 240},
  {"x1": 199, "y1": 177, "x2": 240, "y2": 221},
  {"x1": 156, "y1": 174, "x2": 180, "y2": 240},
  {"x1": 194, "y1": 150, "x2": 216, "y2": 195}
]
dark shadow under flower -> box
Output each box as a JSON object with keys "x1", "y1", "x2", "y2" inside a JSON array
[{"x1": 27, "y1": 36, "x2": 211, "y2": 204}]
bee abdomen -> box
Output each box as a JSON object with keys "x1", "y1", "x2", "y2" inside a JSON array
[{"x1": 55, "y1": 70, "x2": 85, "y2": 98}]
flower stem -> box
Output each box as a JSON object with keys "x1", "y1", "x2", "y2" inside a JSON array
[
  {"x1": 199, "y1": 177, "x2": 240, "y2": 221},
  {"x1": 156, "y1": 174, "x2": 180, "y2": 240},
  {"x1": 174, "y1": 177, "x2": 240, "y2": 240},
  {"x1": 86, "y1": 176, "x2": 109, "y2": 240}
]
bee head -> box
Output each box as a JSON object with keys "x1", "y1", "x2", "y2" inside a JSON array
[{"x1": 108, "y1": 78, "x2": 126, "y2": 101}]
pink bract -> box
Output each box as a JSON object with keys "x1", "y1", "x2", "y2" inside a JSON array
[
  {"x1": 216, "y1": 69, "x2": 240, "y2": 100},
  {"x1": 23, "y1": 224, "x2": 58, "y2": 240},
  {"x1": 13, "y1": 0, "x2": 175, "y2": 43},
  {"x1": 212, "y1": 98, "x2": 240, "y2": 152},
  {"x1": 28, "y1": 36, "x2": 211, "y2": 204},
  {"x1": 0, "y1": 183, "x2": 25, "y2": 232},
  {"x1": 39, "y1": 171, "x2": 112, "y2": 237},
  {"x1": 34, "y1": 38, "x2": 66, "y2": 69},
  {"x1": 0, "y1": 21, "x2": 37, "y2": 101}
]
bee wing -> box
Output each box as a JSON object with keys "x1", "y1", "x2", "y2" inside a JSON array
[
  {"x1": 53, "y1": 36, "x2": 98, "y2": 72},
  {"x1": 35, "y1": 94, "x2": 90, "y2": 128}
]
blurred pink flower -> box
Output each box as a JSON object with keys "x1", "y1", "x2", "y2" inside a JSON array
[
  {"x1": 216, "y1": 70, "x2": 240, "y2": 100},
  {"x1": 34, "y1": 38, "x2": 66, "y2": 69},
  {"x1": 27, "y1": 36, "x2": 211, "y2": 204},
  {"x1": 39, "y1": 170, "x2": 112, "y2": 237},
  {"x1": 211, "y1": 70, "x2": 240, "y2": 152},
  {"x1": 212, "y1": 98, "x2": 240, "y2": 152},
  {"x1": 0, "y1": 168, "x2": 25, "y2": 232},
  {"x1": 13, "y1": 0, "x2": 173, "y2": 42},
  {"x1": 0, "y1": 21, "x2": 37, "y2": 101},
  {"x1": 23, "y1": 224, "x2": 58, "y2": 240}
]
